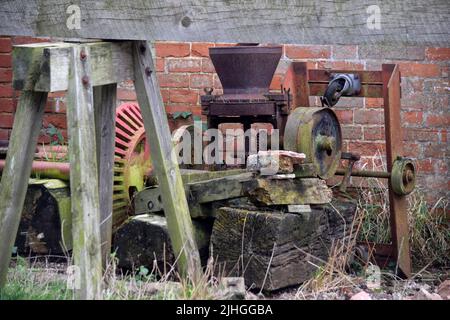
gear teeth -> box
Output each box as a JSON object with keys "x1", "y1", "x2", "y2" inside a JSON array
[{"x1": 113, "y1": 103, "x2": 150, "y2": 227}]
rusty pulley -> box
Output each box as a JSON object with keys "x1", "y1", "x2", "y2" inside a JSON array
[
  {"x1": 391, "y1": 157, "x2": 416, "y2": 196},
  {"x1": 283, "y1": 107, "x2": 342, "y2": 179}
]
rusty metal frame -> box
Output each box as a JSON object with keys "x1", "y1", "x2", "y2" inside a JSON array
[{"x1": 285, "y1": 62, "x2": 411, "y2": 277}]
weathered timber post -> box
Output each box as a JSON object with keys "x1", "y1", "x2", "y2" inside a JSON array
[
  {"x1": 132, "y1": 40, "x2": 202, "y2": 281},
  {"x1": 66, "y1": 45, "x2": 103, "y2": 299},
  {"x1": 93, "y1": 83, "x2": 117, "y2": 268},
  {"x1": 382, "y1": 64, "x2": 412, "y2": 278},
  {"x1": 0, "y1": 91, "x2": 48, "y2": 288}
]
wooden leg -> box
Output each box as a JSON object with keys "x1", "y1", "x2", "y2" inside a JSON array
[
  {"x1": 0, "y1": 91, "x2": 48, "y2": 288},
  {"x1": 132, "y1": 40, "x2": 202, "y2": 281},
  {"x1": 66, "y1": 45, "x2": 103, "y2": 299},
  {"x1": 93, "y1": 83, "x2": 117, "y2": 268},
  {"x1": 382, "y1": 64, "x2": 411, "y2": 278}
]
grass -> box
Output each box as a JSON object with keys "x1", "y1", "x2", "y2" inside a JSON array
[
  {"x1": 295, "y1": 153, "x2": 449, "y2": 299},
  {"x1": 0, "y1": 257, "x2": 70, "y2": 300},
  {"x1": 0, "y1": 250, "x2": 227, "y2": 300}
]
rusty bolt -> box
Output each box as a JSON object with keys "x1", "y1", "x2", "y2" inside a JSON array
[
  {"x1": 145, "y1": 67, "x2": 152, "y2": 76},
  {"x1": 82, "y1": 76, "x2": 89, "y2": 86},
  {"x1": 80, "y1": 50, "x2": 87, "y2": 61}
]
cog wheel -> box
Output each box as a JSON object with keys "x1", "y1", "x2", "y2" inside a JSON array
[{"x1": 113, "y1": 103, "x2": 151, "y2": 227}]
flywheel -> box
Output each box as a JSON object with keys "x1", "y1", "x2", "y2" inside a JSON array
[
  {"x1": 113, "y1": 103, "x2": 151, "y2": 227},
  {"x1": 283, "y1": 107, "x2": 342, "y2": 179}
]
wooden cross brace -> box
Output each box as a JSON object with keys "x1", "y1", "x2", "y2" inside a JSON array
[{"x1": 0, "y1": 40, "x2": 201, "y2": 299}]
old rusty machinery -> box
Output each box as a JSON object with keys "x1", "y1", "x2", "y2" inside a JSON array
[
  {"x1": 283, "y1": 107, "x2": 342, "y2": 179},
  {"x1": 113, "y1": 103, "x2": 151, "y2": 224}
]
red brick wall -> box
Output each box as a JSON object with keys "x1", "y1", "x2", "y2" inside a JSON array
[{"x1": 0, "y1": 36, "x2": 448, "y2": 204}]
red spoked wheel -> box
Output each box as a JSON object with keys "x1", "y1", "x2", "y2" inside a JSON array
[{"x1": 113, "y1": 103, "x2": 151, "y2": 226}]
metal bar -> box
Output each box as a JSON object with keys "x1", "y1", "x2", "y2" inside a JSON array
[
  {"x1": 382, "y1": 64, "x2": 411, "y2": 278},
  {"x1": 335, "y1": 168, "x2": 391, "y2": 179}
]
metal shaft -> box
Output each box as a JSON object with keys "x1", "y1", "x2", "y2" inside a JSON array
[{"x1": 335, "y1": 168, "x2": 391, "y2": 179}]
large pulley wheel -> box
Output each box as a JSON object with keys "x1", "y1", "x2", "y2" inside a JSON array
[{"x1": 283, "y1": 107, "x2": 342, "y2": 179}]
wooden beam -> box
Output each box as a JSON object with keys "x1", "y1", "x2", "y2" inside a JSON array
[
  {"x1": 66, "y1": 45, "x2": 103, "y2": 299},
  {"x1": 0, "y1": 1, "x2": 448, "y2": 46},
  {"x1": 132, "y1": 40, "x2": 202, "y2": 281},
  {"x1": 93, "y1": 83, "x2": 117, "y2": 268},
  {"x1": 382, "y1": 64, "x2": 411, "y2": 278},
  {"x1": 13, "y1": 41, "x2": 133, "y2": 92},
  {"x1": 0, "y1": 91, "x2": 48, "y2": 288}
]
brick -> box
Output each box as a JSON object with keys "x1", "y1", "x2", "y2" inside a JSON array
[
  {"x1": 165, "y1": 104, "x2": 193, "y2": 114},
  {"x1": 269, "y1": 74, "x2": 283, "y2": 90},
  {"x1": 404, "y1": 128, "x2": 439, "y2": 142},
  {"x1": 334, "y1": 96, "x2": 364, "y2": 108},
  {"x1": 399, "y1": 63, "x2": 441, "y2": 78},
  {"x1": 402, "y1": 111, "x2": 423, "y2": 126},
  {"x1": 364, "y1": 126, "x2": 385, "y2": 141},
  {"x1": 0, "y1": 128, "x2": 8, "y2": 139},
  {"x1": 402, "y1": 142, "x2": 421, "y2": 158},
  {"x1": 155, "y1": 42, "x2": 190, "y2": 58},
  {"x1": 191, "y1": 42, "x2": 214, "y2": 57},
  {"x1": 332, "y1": 45, "x2": 358, "y2": 59},
  {"x1": 0, "y1": 54, "x2": 12, "y2": 68},
  {"x1": 341, "y1": 125, "x2": 363, "y2": 140},
  {"x1": 117, "y1": 88, "x2": 137, "y2": 101},
  {"x1": 359, "y1": 45, "x2": 425, "y2": 60},
  {"x1": 417, "y1": 158, "x2": 434, "y2": 173},
  {"x1": 167, "y1": 58, "x2": 202, "y2": 73},
  {"x1": 285, "y1": 45, "x2": 331, "y2": 59},
  {"x1": 425, "y1": 47, "x2": 450, "y2": 61},
  {"x1": 160, "y1": 89, "x2": 169, "y2": 103},
  {"x1": 354, "y1": 109, "x2": 384, "y2": 125},
  {"x1": 0, "y1": 38, "x2": 12, "y2": 53},
  {"x1": 322, "y1": 60, "x2": 364, "y2": 70},
  {"x1": 426, "y1": 114, "x2": 450, "y2": 127},
  {"x1": 0, "y1": 84, "x2": 13, "y2": 97},
  {"x1": 190, "y1": 74, "x2": 213, "y2": 88},
  {"x1": 0, "y1": 68, "x2": 12, "y2": 82},
  {"x1": 423, "y1": 79, "x2": 449, "y2": 95},
  {"x1": 0, "y1": 113, "x2": 14, "y2": 128},
  {"x1": 201, "y1": 58, "x2": 216, "y2": 73},
  {"x1": 11, "y1": 36, "x2": 50, "y2": 45},
  {"x1": 43, "y1": 114, "x2": 67, "y2": 130},
  {"x1": 334, "y1": 109, "x2": 353, "y2": 124},
  {"x1": 155, "y1": 58, "x2": 165, "y2": 72},
  {"x1": 169, "y1": 89, "x2": 198, "y2": 104},
  {"x1": 213, "y1": 74, "x2": 223, "y2": 90},
  {"x1": 365, "y1": 98, "x2": 383, "y2": 108},
  {"x1": 0, "y1": 98, "x2": 15, "y2": 112},
  {"x1": 348, "y1": 142, "x2": 385, "y2": 157},
  {"x1": 402, "y1": 78, "x2": 424, "y2": 94},
  {"x1": 157, "y1": 73, "x2": 189, "y2": 88},
  {"x1": 423, "y1": 143, "x2": 445, "y2": 158},
  {"x1": 441, "y1": 130, "x2": 447, "y2": 143}
]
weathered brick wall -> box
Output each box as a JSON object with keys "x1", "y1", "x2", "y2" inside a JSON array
[{"x1": 0, "y1": 36, "x2": 448, "y2": 204}]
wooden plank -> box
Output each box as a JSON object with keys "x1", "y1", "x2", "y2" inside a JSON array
[
  {"x1": 132, "y1": 40, "x2": 202, "y2": 281},
  {"x1": 382, "y1": 64, "x2": 411, "y2": 278},
  {"x1": 13, "y1": 41, "x2": 133, "y2": 92},
  {"x1": 93, "y1": 83, "x2": 117, "y2": 268},
  {"x1": 242, "y1": 178, "x2": 332, "y2": 205},
  {"x1": 0, "y1": 91, "x2": 48, "y2": 288},
  {"x1": 0, "y1": 1, "x2": 449, "y2": 46},
  {"x1": 66, "y1": 45, "x2": 103, "y2": 299}
]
